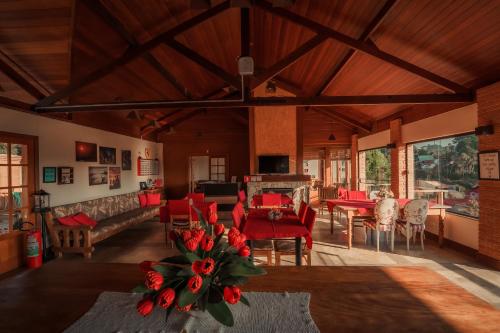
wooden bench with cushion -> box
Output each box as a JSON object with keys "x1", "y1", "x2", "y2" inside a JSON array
[{"x1": 46, "y1": 191, "x2": 159, "y2": 259}]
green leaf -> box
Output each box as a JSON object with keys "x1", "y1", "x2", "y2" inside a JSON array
[
  {"x1": 131, "y1": 284, "x2": 148, "y2": 293},
  {"x1": 177, "y1": 267, "x2": 195, "y2": 277},
  {"x1": 221, "y1": 262, "x2": 267, "y2": 277},
  {"x1": 185, "y1": 252, "x2": 201, "y2": 263},
  {"x1": 160, "y1": 255, "x2": 191, "y2": 265},
  {"x1": 175, "y1": 237, "x2": 188, "y2": 254},
  {"x1": 152, "y1": 264, "x2": 180, "y2": 278},
  {"x1": 240, "y1": 294, "x2": 250, "y2": 307},
  {"x1": 206, "y1": 301, "x2": 234, "y2": 327},
  {"x1": 220, "y1": 276, "x2": 248, "y2": 286},
  {"x1": 177, "y1": 278, "x2": 211, "y2": 307},
  {"x1": 193, "y1": 207, "x2": 208, "y2": 230},
  {"x1": 208, "y1": 285, "x2": 223, "y2": 303}
]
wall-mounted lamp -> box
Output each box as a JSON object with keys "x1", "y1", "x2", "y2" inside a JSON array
[
  {"x1": 475, "y1": 124, "x2": 494, "y2": 136},
  {"x1": 328, "y1": 133, "x2": 336, "y2": 141},
  {"x1": 386, "y1": 143, "x2": 396, "y2": 149}
]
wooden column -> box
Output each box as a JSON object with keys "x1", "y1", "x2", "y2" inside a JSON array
[
  {"x1": 351, "y1": 134, "x2": 358, "y2": 190},
  {"x1": 390, "y1": 118, "x2": 406, "y2": 198},
  {"x1": 249, "y1": 107, "x2": 256, "y2": 174},
  {"x1": 325, "y1": 149, "x2": 332, "y2": 186},
  {"x1": 476, "y1": 81, "x2": 500, "y2": 269},
  {"x1": 296, "y1": 107, "x2": 304, "y2": 174}
]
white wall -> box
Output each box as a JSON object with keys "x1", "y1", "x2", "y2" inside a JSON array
[
  {"x1": 0, "y1": 108, "x2": 163, "y2": 206},
  {"x1": 357, "y1": 105, "x2": 479, "y2": 249}
]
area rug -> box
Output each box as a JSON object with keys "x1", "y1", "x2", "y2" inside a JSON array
[{"x1": 64, "y1": 291, "x2": 320, "y2": 333}]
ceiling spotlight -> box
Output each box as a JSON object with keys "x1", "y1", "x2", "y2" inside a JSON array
[{"x1": 328, "y1": 133, "x2": 336, "y2": 141}]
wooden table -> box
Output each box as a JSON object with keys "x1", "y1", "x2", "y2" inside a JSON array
[
  {"x1": 333, "y1": 202, "x2": 451, "y2": 249},
  {"x1": 0, "y1": 262, "x2": 498, "y2": 333}
]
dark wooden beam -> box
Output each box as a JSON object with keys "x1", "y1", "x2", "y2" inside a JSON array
[
  {"x1": 36, "y1": 93, "x2": 474, "y2": 113},
  {"x1": 315, "y1": 0, "x2": 398, "y2": 95},
  {"x1": 156, "y1": 109, "x2": 204, "y2": 134},
  {"x1": 255, "y1": 0, "x2": 469, "y2": 94},
  {"x1": 35, "y1": 1, "x2": 231, "y2": 107},
  {"x1": 0, "y1": 95, "x2": 32, "y2": 111},
  {"x1": 252, "y1": 34, "x2": 328, "y2": 89},
  {"x1": 273, "y1": 76, "x2": 305, "y2": 96},
  {"x1": 0, "y1": 55, "x2": 46, "y2": 100},
  {"x1": 140, "y1": 109, "x2": 185, "y2": 132},
  {"x1": 166, "y1": 39, "x2": 241, "y2": 90},
  {"x1": 241, "y1": 7, "x2": 251, "y2": 99},
  {"x1": 311, "y1": 107, "x2": 371, "y2": 133},
  {"x1": 82, "y1": 0, "x2": 192, "y2": 99}
]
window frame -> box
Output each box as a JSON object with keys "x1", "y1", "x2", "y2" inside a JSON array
[
  {"x1": 358, "y1": 145, "x2": 392, "y2": 191},
  {"x1": 209, "y1": 155, "x2": 227, "y2": 182},
  {"x1": 405, "y1": 131, "x2": 479, "y2": 220}
]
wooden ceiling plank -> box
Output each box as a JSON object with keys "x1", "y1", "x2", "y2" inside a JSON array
[
  {"x1": 82, "y1": 0, "x2": 192, "y2": 99},
  {"x1": 252, "y1": 34, "x2": 328, "y2": 89},
  {"x1": 35, "y1": 1, "x2": 231, "y2": 107},
  {"x1": 156, "y1": 109, "x2": 204, "y2": 134},
  {"x1": 36, "y1": 93, "x2": 474, "y2": 113},
  {"x1": 316, "y1": 0, "x2": 398, "y2": 95},
  {"x1": 0, "y1": 95, "x2": 32, "y2": 111},
  {"x1": 166, "y1": 39, "x2": 241, "y2": 90},
  {"x1": 255, "y1": 0, "x2": 470, "y2": 94},
  {"x1": 241, "y1": 7, "x2": 251, "y2": 99},
  {"x1": 0, "y1": 53, "x2": 46, "y2": 100},
  {"x1": 312, "y1": 107, "x2": 371, "y2": 133}
]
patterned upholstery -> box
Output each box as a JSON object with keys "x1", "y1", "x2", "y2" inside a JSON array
[
  {"x1": 374, "y1": 198, "x2": 399, "y2": 226},
  {"x1": 402, "y1": 199, "x2": 429, "y2": 225}
]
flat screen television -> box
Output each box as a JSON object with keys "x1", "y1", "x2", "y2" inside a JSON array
[{"x1": 258, "y1": 155, "x2": 289, "y2": 174}]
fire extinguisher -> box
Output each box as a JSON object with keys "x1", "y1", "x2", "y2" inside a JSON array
[{"x1": 23, "y1": 222, "x2": 43, "y2": 269}]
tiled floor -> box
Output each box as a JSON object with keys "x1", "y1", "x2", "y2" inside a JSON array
[{"x1": 62, "y1": 210, "x2": 500, "y2": 309}]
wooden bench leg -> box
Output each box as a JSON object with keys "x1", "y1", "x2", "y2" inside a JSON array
[
  {"x1": 267, "y1": 251, "x2": 273, "y2": 266},
  {"x1": 275, "y1": 253, "x2": 281, "y2": 266}
]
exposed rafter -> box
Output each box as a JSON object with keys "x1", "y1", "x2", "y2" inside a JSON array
[
  {"x1": 315, "y1": 0, "x2": 398, "y2": 95},
  {"x1": 255, "y1": 0, "x2": 470, "y2": 94},
  {"x1": 0, "y1": 95, "x2": 32, "y2": 111},
  {"x1": 311, "y1": 107, "x2": 371, "y2": 133},
  {"x1": 82, "y1": 0, "x2": 192, "y2": 99},
  {"x1": 156, "y1": 109, "x2": 204, "y2": 134},
  {"x1": 35, "y1": 1, "x2": 231, "y2": 107},
  {"x1": 0, "y1": 52, "x2": 46, "y2": 100},
  {"x1": 35, "y1": 93, "x2": 474, "y2": 113}
]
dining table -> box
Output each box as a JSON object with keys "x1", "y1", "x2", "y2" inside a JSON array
[
  {"x1": 240, "y1": 208, "x2": 310, "y2": 266},
  {"x1": 160, "y1": 200, "x2": 218, "y2": 224},
  {"x1": 251, "y1": 194, "x2": 294, "y2": 208},
  {"x1": 326, "y1": 199, "x2": 451, "y2": 249}
]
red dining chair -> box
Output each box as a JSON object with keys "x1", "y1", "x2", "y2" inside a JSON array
[
  {"x1": 337, "y1": 187, "x2": 348, "y2": 200},
  {"x1": 298, "y1": 201, "x2": 307, "y2": 224},
  {"x1": 347, "y1": 190, "x2": 367, "y2": 201},
  {"x1": 231, "y1": 203, "x2": 245, "y2": 230},
  {"x1": 274, "y1": 207, "x2": 316, "y2": 266},
  {"x1": 262, "y1": 193, "x2": 281, "y2": 208},
  {"x1": 167, "y1": 199, "x2": 193, "y2": 247},
  {"x1": 187, "y1": 192, "x2": 205, "y2": 203},
  {"x1": 238, "y1": 190, "x2": 246, "y2": 203}
]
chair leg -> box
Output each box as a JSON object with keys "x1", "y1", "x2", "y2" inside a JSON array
[
  {"x1": 364, "y1": 226, "x2": 368, "y2": 244},
  {"x1": 267, "y1": 251, "x2": 273, "y2": 266},
  {"x1": 275, "y1": 253, "x2": 281, "y2": 266},
  {"x1": 306, "y1": 253, "x2": 311, "y2": 266},
  {"x1": 164, "y1": 223, "x2": 168, "y2": 248},
  {"x1": 376, "y1": 230, "x2": 379, "y2": 252},
  {"x1": 406, "y1": 227, "x2": 410, "y2": 252},
  {"x1": 391, "y1": 228, "x2": 395, "y2": 252},
  {"x1": 420, "y1": 231, "x2": 425, "y2": 251}
]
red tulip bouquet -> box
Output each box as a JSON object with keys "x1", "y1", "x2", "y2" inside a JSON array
[{"x1": 133, "y1": 210, "x2": 266, "y2": 327}]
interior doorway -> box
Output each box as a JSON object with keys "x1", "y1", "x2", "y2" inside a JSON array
[{"x1": 188, "y1": 155, "x2": 209, "y2": 192}]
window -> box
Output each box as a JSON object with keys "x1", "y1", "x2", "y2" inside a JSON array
[
  {"x1": 303, "y1": 160, "x2": 319, "y2": 179},
  {"x1": 331, "y1": 159, "x2": 351, "y2": 187},
  {"x1": 0, "y1": 134, "x2": 36, "y2": 235},
  {"x1": 407, "y1": 133, "x2": 478, "y2": 218},
  {"x1": 210, "y1": 157, "x2": 226, "y2": 182},
  {"x1": 358, "y1": 147, "x2": 391, "y2": 195}
]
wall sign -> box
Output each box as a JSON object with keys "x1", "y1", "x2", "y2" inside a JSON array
[
  {"x1": 478, "y1": 151, "x2": 500, "y2": 180},
  {"x1": 43, "y1": 167, "x2": 57, "y2": 183},
  {"x1": 57, "y1": 167, "x2": 74, "y2": 185}
]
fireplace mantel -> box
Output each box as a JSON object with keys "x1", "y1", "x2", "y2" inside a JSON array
[{"x1": 246, "y1": 175, "x2": 311, "y2": 209}]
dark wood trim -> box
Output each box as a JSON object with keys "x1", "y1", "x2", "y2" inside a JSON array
[
  {"x1": 155, "y1": 109, "x2": 204, "y2": 135},
  {"x1": 273, "y1": 76, "x2": 305, "y2": 96},
  {"x1": 35, "y1": 1, "x2": 231, "y2": 107},
  {"x1": 36, "y1": 93, "x2": 474, "y2": 113},
  {"x1": 241, "y1": 7, "x2": 251, "y2": 99},
  {"x1": 255, "y1": 0, "x2": 469, "y2": 94},
  {"x1": 476, "y1": 253, "x2": 500, "y2": 270},
  {"x1": 0, "y1": 55, "x2": 46, "y2": 100},
  {"x1": 315, "y1": 0, "x2": 398, "y2": 95},
  {"x1": 424, "y1": 231, "x2": 478, "y2": 258},
  {"x1": 312, "y1": 107, "x2": 372, "y2": 133},
  {"x1": 0, "y1": 96, "x2": 32, "y2": 112}
]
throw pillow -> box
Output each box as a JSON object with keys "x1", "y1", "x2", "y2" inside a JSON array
[{"x1": 73, "y1": 213, "x2": 97, "y2": 227}]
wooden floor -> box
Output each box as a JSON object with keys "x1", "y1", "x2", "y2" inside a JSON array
[{"x1": 0, "y1": 261, "x2": 498, "y2": 333}]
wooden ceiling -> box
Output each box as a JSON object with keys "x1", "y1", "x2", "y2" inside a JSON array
[{"x1": 1, "y1": 0, "x2": 499, "y2": 140}]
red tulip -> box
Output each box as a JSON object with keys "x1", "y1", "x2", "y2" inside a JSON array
[
  {"x1": 214, "y1": 223, "x2": 225, "y2": 236},
  {"x1": 145, "y1": 271, "x2": 163, "y2": 291},
  {"x1": 176, "y1": 302, "x2": 192, "y2": 312},
  {"x1": 228, "y1": 227, "x2": 240, "y2": 246},
  {"x1": 187, "y1": 274, "x2": 203, "y2": 293},
  {"x1": 157, "y1": 288, "x2": 175, "y2": 309},
  {"x1": 137, "y1": 298, "x2": 154, "y2": 316},
  {"x1": 200, "y1": 257, "x2": 215, "y2": 275},
  {"x1": 200, "y1": 235, "x2": 214, "y2": 251},
  {"x1": 191, "y1": 228, "x2": 205, "y2": 242},
  {"x1": 238, "y1": 245, "x2": 251, "y2": 257},
  {"x1": 181, "y1": 230, "x2": 192, "y2": 242},
  {"x1": 185, "y1": 238, "x2": 199, "y2": 252},
  {"x1": 208, "y1": 213, "x2": 218, "y2": 225},
  {"x1": 191, "y1": 260, "x2": 203, "y2": 274},
  {"x1": 223, "y1": 286, "x2": 241, "y2": 304}
]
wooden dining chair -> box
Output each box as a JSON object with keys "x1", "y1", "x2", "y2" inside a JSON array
[
  {"x1": 167, "y1": 199, "x2": 193, "y2": 247},
  {"x1": 363, "y1": 199, "x2": 399, "y2": 252},
  {"x1": 396, "y1": 199, "x2": 429, "y2": 251},
  {"x1": 262, "y1": 193, "x2": 281, "y2": 208},
  {"x1": 274, "y1": 207, "x2": 317, "y2": 266},
  {"x1": 232, "y1": 203, "x2": 273, "y2": 265},
  {"x1": 318, "y1": 186, "x2": 336, "y2": 215}
]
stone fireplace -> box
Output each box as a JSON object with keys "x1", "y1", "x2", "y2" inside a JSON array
[{"x1": 247, "y1": 175, "x2": 311, "y2": 210}]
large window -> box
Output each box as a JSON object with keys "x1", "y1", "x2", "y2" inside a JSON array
[
  {"x1": 358, "y1": 147, "x2": 391, "y2": 196},
  {"x1": 331, "y1": 159, "x2": 351, "y2": 188},
  {"x1": 408, "y1": 133, "x2": 478, "y2": 218}
]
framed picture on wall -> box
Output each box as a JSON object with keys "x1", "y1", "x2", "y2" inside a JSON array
[
  {"x1": 89, "y1": 166, "x2": 108, "y2": 186},
  {"x1": 75, "y1": 141, "x2": 97, "y2": 162},
  {"x1": 109, "y1": 167, "x2": 121, "y2": 190},
  {"x1": 43, "y1": 167, "x2": 57, "y2": 183},
  {"x1": 479, "y1": 150, "x2": 500, "y2": 180},
  {"x1": 57, "y1": 167, "x2": 74, "y2": 185},
  {"x1": 99, "y1": 146, "x2": 116, "y2": 165},
  {"x1": 122, "y1": 150, "x2": 132, "y2": 170}
]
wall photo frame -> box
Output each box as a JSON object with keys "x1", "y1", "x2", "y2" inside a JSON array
[
  {"x1": 89, "y1": 166, "x2": 108, "y2": 186},
  {"x1": 99, "y1": 146, "x2": 116, "y2": 165},
  {"x1": 109, "y1": 167, "x2": 121, "y2": 190},
  {"x1": 57, "y1": 167, "x2": 74, "y2": 185},
  {"x1": 43, "y1": 167, "x2": 57, "y2": 183},
  {"x1": 478, "y1": 150, "x2": 500, "y2": 180},
  {"x1": 122, "y1": 150, "x2": 132, "y2": 170},
  {"x1": 75, "y1": 141, "x2": 97, "y2": 162}
]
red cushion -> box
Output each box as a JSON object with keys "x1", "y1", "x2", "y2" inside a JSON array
[
  {"x1": 58, "y1": 215, "x2": 79, "y2": 226},
  {"x1": 147, "y1": 193, "x2": 161, "y2": 206},
  {"x1": 138, "y1": 194, "x2": 148, "y2": 208},
  {"x1": 72, "y1": 213, "x2": 97, "y2": 227}
]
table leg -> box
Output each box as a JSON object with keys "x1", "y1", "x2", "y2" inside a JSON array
[
  {"x1": 330, "y1": 212, "x2": 334, "y2": 234},
  {"x1": 295, "y1": 237, "x2": 302, "y2": 266},
  {"x1": 438, "y1": 210, "x2": 445, "y2": 248},
  {"x1": 247, "y1": 240, "x2": 254, "y2": 261},
  {"x1": 347, "y1": 211, "x2": 353, "y2": 250}
]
